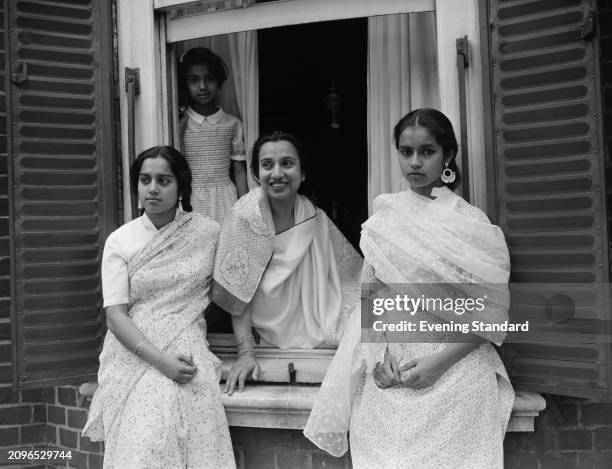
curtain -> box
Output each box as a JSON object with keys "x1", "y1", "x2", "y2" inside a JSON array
[
  {"x1": 367, "y1": 12, "x2": 439, "y2": 213},
  {"x1": 228, "y1": 31, "x2": 259, "y2": 188}
]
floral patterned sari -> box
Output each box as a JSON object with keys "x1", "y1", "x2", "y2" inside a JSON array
[{"x1": 83, "y1": 212, "x2": 235, "y2": 469}]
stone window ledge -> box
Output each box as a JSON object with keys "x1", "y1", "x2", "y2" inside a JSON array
[{"x1": 79, "y1": 383, "x2": 546, "y2": 432}]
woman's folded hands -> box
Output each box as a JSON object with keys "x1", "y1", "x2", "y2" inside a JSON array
[{"x1": 373, "y1": 349, "x2": 448, "y2": 390}]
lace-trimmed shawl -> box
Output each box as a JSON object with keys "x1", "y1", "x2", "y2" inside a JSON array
[
  {"x1": 212, "y1": 187, "x2": 362, "y2": 338},
  {"x1": 304, "y1": 188, "x2": 511, "y2": 456},
  {"x1": 362, "y1": 188, "x2": 510, "y2": 345},
  {"x1": 211, "y1": 187, "x2": 275, "y2": 315}
]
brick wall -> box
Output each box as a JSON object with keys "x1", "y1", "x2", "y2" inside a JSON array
[
  {"x1": 230, "y1": 428, "x2": 351, "y2": 469},
  {"x1": 0, "y1": 0, "x2": 13, "y2": 405},
  {"x1": 0, "y1": 386, "x2": 102, "y2": 469},
  {"x1": 504, "y1": 397, "x2": 612, "y2": 468},
  {"x1": 45, "y1": 386, "x2": 103, "y2": 469},
  {"x1": 0, "y1": 388, "x2": 47, "y2": 456}
]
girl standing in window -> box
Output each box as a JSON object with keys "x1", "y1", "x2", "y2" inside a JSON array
[{"x1": 179, "y1": 47, "x2": 248, "y2": 223}]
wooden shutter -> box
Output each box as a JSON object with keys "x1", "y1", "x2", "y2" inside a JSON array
[
  {"x1": 490, "y1": 0, "x2": 611, "y2": 398},
  {"x1": 9, "y1": 0, "x2": 115, "y2": 388}
]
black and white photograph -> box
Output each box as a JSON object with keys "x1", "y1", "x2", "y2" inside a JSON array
[{"x1": 0, "y1": 0, "x2": 611, "y2": 468}]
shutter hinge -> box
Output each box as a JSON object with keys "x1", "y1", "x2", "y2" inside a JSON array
[
  {"x1": 11, "y1": 61, "x2": 28, "y2": 85},
  {"x1": 456, "y1": 36, "x2": 469, "y2": 68},
  {"x1": 125, "y1": 67, "x2": 140, "y2": 94},
  {"x1": 581, "y1": 9, "x2": 595, "y2": 41}
]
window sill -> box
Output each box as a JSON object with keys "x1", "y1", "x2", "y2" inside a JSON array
[
  {"x1": 222, "y1": 384, "x2": 315, "y2": 429},
  {"x1": 221, "y1": 384, "x2": 546, "y2": 432},
  {"x1": 79, "y1": 383, "x2": 546, "y2": 433}
]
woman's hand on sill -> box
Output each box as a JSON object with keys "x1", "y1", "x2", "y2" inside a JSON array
[{"x1": 224, "y1": 353, "x2": 260, "y2": 396}]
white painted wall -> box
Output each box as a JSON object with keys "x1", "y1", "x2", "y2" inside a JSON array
[{"x1": 436, "y1": 0, "x2": 487, "y2": 209}]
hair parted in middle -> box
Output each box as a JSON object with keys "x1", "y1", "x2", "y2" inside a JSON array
[
  {"x1": 393, "y1": 108, "x2": 461, "y2": 190},
  {"x1": 130, "y1": 146, "x2": 193, "y2": 212},
  {"x1": 250, "y1": 130, "x2": 310, "y2": 181}
]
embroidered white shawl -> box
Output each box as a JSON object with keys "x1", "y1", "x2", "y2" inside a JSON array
[
  {"x1": 212, "y1": 187, "x2": 362, "y2": 342},
  {"x1": 304, "y1": 187, "x2": 512, "y2": 456}
]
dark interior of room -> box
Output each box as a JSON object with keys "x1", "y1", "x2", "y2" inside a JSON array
[{"x1": 258, "y1": 18, "x2": 369, "y2": 249}]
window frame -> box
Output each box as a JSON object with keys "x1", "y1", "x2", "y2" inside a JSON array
[{"x1": 116, "y1": 0, "x2": 490, "y2": 383}]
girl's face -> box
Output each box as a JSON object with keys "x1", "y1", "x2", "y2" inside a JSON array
[
  {"x1": 186, "y1": 64, "x2": 219, "y2": 107},
  {"x1": 257, "y1": 140, "x2": 304, "y2": 202},
  {"x1": 397, "y1": 124, "x2": 452, "y2": 197},
  {"x1": 138, "y1": 156, "x2": 179, "y2": 218}
]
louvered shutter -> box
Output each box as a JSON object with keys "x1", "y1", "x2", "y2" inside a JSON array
[
  {"x1": 9, "y1": 0, "x2": 115, "y2": 388},
  {"x1": 490, "y1": 0, "x2": 611, "y2": 398}
]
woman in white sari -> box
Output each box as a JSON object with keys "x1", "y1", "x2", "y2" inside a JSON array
[
  {"x1": 212, "y1": 131, "x2": 362, "y2": 395},
  {"x1": 304, "y1": 109, "x2": 514, "y2": 468},
  {"x1": 83, "y1": 146, "x2": 235, "y2": 468}
]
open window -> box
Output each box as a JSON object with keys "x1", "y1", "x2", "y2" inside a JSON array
[{"x1": 116, "y1": 0, "x2": 489, "y2": 384}]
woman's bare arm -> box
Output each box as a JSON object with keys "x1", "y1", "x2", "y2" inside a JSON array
[
  {"x1": 224, "y1": 309, "x2": 260, "y2": 395},
  {"x1": 106, "y1": 304, "x2": 197, "y2": 384}
]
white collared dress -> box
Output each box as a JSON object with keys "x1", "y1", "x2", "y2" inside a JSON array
[{"x1": 182, "y1": 107, "x2": 246, "y2": 223}]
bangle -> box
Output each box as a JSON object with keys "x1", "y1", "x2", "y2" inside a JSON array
[
  {"x1": 237, "y1": 339, "x2": 255, "y2": 357},
  {"x1": 235, "y1": 333, "x2": 255, "y2": 346},
  {"x1": 134, "y1": 340, "x2": 146, "y2": 356}
]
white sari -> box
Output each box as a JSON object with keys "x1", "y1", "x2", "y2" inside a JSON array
[
  {"x1": 246, "y1": 199, "x2": 346, "y2": 348},
  {"x1": 305, "y1": 187, "x2": 514, "y2": 468}
]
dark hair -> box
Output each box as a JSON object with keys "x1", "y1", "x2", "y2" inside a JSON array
[
  {"x1": 250, "y1": 131, "x2": 310, "y2": 182},
  {"x1": 130, "y1": 146, "x2": 193, "y2": 212},
  {"x1": 178, "y1": 47, "x2": 228, "y2": 89},
  {"x1": 393, "y1": 108, "x2": 460, "y2": 190}
]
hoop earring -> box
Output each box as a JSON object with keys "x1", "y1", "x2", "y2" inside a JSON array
[{"x1": 441, "y1": 162, "x2": 456, "y2": 184}]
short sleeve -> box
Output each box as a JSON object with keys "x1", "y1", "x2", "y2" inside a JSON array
[
  {"x1": 101, "y1": 233, "x2": 129, "y2": 307},
  {"x1": 230, "y1": 119, "x2": 246, "y2": 161}
]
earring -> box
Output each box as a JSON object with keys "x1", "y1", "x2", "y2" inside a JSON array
[
  {"x1": 441, "y1": 162, "x2": 456, "y2": 184},
  {"x1": 179, "y1": 195, "x2": 183, "y2": 201}
]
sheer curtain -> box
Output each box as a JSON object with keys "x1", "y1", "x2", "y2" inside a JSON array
[
  {"x1": 367, "y1": 12, "x2": 439, "y2": 213},
  {"x1": 228, "y1": 31, "x2": 259, "y2": 188}
]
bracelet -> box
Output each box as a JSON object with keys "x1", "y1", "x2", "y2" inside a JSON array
[
  {"x1": 236, "y1": 339, "x2": 255, "y2": 357},
  {"x1": 134, "y1": 339, "x2": 146, "y2": 356},
  {"x1": 235, "y1": 333, "x2": 255, "y2": 346}
]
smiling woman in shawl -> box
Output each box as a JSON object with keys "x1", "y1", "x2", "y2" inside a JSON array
[
  {"x1": 304, "y1": 109, "x2": 514, "y2": 468},
  {"x1": 82, "y1": 146, "x2": 235, "y2": 469},
  {"x1": 212, "y1": 131, "x2": 362, "y2": 395}
]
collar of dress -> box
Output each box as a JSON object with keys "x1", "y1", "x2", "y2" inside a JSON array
[{"x1": 187, "y1": 106, "x2": 224, "y2": 125}]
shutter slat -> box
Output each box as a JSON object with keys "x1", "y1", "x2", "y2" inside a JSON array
[
  {"x1": 491, "y1": 0, "x2": 611, "y2": 398},
  {"x1": 11, "y1": 0, "x2": 113, "y2": 387}
]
